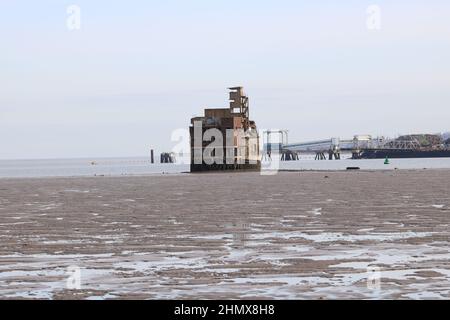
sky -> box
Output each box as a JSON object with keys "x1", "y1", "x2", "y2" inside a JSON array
[{"x1": 1, "y1": 0, "x2": 450, "y2": 159}]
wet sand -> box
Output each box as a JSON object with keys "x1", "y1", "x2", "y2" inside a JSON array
[{"x1": 0, "y1": 170, "x2": 449, "y2": 299}]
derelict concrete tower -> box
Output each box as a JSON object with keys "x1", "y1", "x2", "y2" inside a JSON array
[{"x1": 189, "y1": 87, "x2": 261, "y2": 172}]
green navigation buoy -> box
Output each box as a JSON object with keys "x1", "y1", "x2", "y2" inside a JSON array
[{"x1": 384, "y1": 157, "x2": 390, "y2": 165}]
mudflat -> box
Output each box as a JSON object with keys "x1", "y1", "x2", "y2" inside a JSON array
[{"x1": 0, "y1": 170, "x2": 449, "y2": 299}]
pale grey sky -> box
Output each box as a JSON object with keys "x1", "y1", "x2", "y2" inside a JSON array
[{"x1": 1, "y1": 0, "x2": 450, "y2": 159}]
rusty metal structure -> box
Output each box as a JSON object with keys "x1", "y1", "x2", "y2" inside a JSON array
[{"x1": 189, "y1": 87, "x2": 261, "y2": 172}]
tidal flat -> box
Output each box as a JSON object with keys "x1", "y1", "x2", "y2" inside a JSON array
[{"x1": 0, "y1": 170, "x2": 449, "y2": 299}]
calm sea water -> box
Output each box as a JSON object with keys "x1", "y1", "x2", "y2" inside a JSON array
[
  {"x1": 1, "y1": 156, "x2": 450, "y2": 178},
  {"x1": 0, "y1": 157, "x2": 190, "y2": 178}
]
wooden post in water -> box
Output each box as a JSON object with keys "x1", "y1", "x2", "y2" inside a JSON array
[{"x1": 150, "y1": 149, "x2": 154, "y2": 164}]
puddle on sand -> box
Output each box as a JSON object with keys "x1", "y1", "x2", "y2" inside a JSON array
[
  {"x1": 250, "y1": 231, "x2": 433, "y2": 243},
  {"x1": 308, "y1": 208, "x2": 322, "y2": 216}
]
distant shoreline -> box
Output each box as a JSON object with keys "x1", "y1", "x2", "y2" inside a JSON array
[{"x1": 2, "y1": 167, "x2": 450, "y2": 180}]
